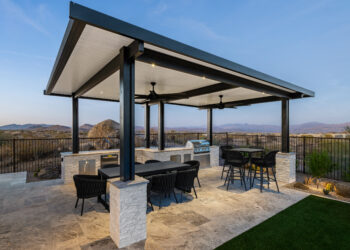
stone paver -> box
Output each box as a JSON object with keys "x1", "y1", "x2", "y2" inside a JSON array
[{"x1": 0, "y1": 167, "x2": 308, "y2": 249}]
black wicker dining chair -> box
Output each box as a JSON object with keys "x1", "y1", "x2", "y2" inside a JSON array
[
  {"x1": 150, "y1": 172, "x2": 178, "y2": 208},
  {"x1": 184, "y1": 160, "x2": 201, "y2": 187},
  {"x1": 220, "y1": 146, "x2": 233, "y2": 179},
  {"x1": 251, "y1": 150, "x2": 279, "y2": 193},
  {"x1": 225, "y1": 151, "x2": 249, "y2": 191},
  {"x1": 175, "y1": 169, "x2": 198, "y2": 201},
  {"x1": 145, "y1": 159, "x2": 161, "y2": 164},
  {"x1": 144, "y1": 176, "x2": 154, "y2": 211},
  {"x1": 73, "y1": 175, "x2": 107, "y2": 216}
]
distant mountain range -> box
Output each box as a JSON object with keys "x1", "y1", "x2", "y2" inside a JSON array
[
  {"x1": 1, "y1": 122, "x2": 349, "y2": 134},
  {"x1": 0, "y1": 123, "x2": 94, "y2": 132}
]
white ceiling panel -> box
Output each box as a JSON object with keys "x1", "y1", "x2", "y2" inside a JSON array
[
  {"x1": 52, "y1": 24, "x2": 133, "y2": 95},
  {"x1": 144, "y1": 43, "x2": 295, "y2": 93},
  {"x1": 170, "y1": 88, "x2": 270, "y2": 107}
]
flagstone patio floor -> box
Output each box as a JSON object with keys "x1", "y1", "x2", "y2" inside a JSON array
[{"x1": 0, "y1": 166, "x2": 308, "y2": 249}]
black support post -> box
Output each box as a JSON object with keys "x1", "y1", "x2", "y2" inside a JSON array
[
  {"x1": 281, "y1": 99, "x2": 290, "y2": 153},
  {"x1": 158, "y1": 101, "x2": 165, "y2": 150},
  {"x1": 72, "y1": 97, "x2": 79, "y2": 153},
  {"x1": 119, "y1": 47, "x2": 135, "y2": 181},
  {"x1": 207, "y1": 108, "x2": 213, "y2": 146},
  {"x1": 145, "y1": 103, "x2": 150, "y2": 148}
]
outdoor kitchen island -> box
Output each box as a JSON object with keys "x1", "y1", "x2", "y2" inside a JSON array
[{"x1": 61, "y1": 145, "x2": 219, "y2": 184}]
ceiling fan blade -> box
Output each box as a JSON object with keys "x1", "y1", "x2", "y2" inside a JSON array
[
  {"x1": 135, "y1": 94, "x2": 149, "y2": 99},
  {"x1": 198, "y1": 104, "x2": 220, "y2": 110},
  {"x1": 157, "y1": 93, "x2": 188, "y2": 99},
  {"x1": 224, "y1": 104, "x2": 236, "y2": 109}
]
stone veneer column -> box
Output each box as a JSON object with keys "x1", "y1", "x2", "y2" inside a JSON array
[
  {"x1": 275, "y1": 152, "x2": 296, "y2": 184},
  {"x1": 109, "y1": 176, "x2": 148, "y2": 248},
  {"x1": 210, "y1": 146, "x2": 219, "y2": 167}
]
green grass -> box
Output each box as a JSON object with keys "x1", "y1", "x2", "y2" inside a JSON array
[{"x1": 216, "y1": 195, "x2": 350, "y2": 250}]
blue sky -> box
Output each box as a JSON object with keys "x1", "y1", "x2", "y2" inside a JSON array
[{"x1": 0, "y1": 0, "x2": 349, "y2": 128}]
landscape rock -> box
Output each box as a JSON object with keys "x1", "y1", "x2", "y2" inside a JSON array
[
  {"x1": 37, "y1": 166, "x2": 60, "y2": 179},
  {"x1": 335, "y1": 183, "x2": 350, "y2": 198},
  {"x1": 293, "y1": 182, "x2": 309, "y2": 190}
]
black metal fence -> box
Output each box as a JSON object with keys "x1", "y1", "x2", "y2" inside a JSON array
[{"x1": 1, "y1": 133, "x2": 349, "y2": 181}]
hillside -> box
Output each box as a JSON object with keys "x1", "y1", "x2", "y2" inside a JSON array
[{"x1": 1, "y1": 121, "x2": 349, "y2": 134}]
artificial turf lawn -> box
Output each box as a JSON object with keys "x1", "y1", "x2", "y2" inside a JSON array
[{"x1": 216, "y1": 195, "x2": 350, "y2": 250}]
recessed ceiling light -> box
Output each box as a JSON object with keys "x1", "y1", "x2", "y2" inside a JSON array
[
  {"x1": 202, "y1": 76, "x2": 206, "y2": 80},
  {"x1": 151, "y1": 63, "x2": 155, "y2": 68}
]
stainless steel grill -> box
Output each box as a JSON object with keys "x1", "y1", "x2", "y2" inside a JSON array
[{"x1": 186, "y1": 140, "x2": 210, "y2": 154}]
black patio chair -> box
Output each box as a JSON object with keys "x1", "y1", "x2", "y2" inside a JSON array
[
  {"x1": 135, "y1": 162, "x2": 142, "y2": 165},
  {"x1": 251, "y1": 150, "x2": 279, "y2": 193},
  {"x1": 73, "y1": 175, "x2": 107, "y2": 216},
  {"x1": 184, "y1": 160, "x2": 201, "y2": 187},
  {"x1": 150, "y1": 172, "x2": 178, "y2": 208},
  {"x1": 145, "y1": 159, "x2": 161, "y2": 164},
  {"x1": 220, "y1": 146, "x2": 233, "y2": 179},
  {"x1": 144, "y1": 176, "x2": 154, "y2": 211},
  {"x1": 224, "y1": 151, "x2": 249, "y2": 191},
  {"x1": 175, "y1": 169, "x2": 198, "y2": 201}
]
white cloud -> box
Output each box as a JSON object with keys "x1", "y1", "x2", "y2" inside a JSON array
[
  {"x1": 170, "y1": 17, "x2": 228, "y2": 41},
  {"x1": 152, "y1": 2, "x2": 168, "y2": 15},
  {"x1": 0, "y1": 0, "x2": 50, "y2": 35}
]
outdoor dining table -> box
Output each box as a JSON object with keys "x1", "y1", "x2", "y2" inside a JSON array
[
  {"x1": 228, "y1": 147, "x2": 264, "y2": 188},
  {"x1": 98, "y1": 161, "x2": 191, "y2": 179},
  {"x1": 97, "y1": 161, "x2": 192, "y2": 210}
]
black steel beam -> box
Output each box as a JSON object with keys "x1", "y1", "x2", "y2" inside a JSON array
[
  {"x1": 207, "y1": 108, "x2": 213, "y2": 146},
  {"x1": 144, "y1": 103, "x2": 151, "y2": 148},
  {"x1": 74, "y1": 40, "x2": 144, "y2": 98},
  {"x1": 72, "y1": 97, "x2": 79, "y2": 153},
  {"x1": 68, "y1": 2, "x2": 314, "y2": 97},
  {"x1": 46, "y1": 20, "x2": 85, "y2": 94},
  {"x1": 119, "y1": 47, "x2": 135, "y2": 181},
  {"x1": 165, "y1": 83, "x2": 237, "y2": 103},
  {"x1": 158, "y1": 101, "x2": 165, "y2": 150},
  {"x1": 281, "y1": 99, "x2": 290, "y2": 153},
  {"x1": 138, "y1": 49, "x2": 291, "y2": 98},
  {"x1": 197, "y1": 96, "x2": 282, "y2": 109},
  {"x1": 43, "y1": 90, "x2": 156, "y2": 104}
]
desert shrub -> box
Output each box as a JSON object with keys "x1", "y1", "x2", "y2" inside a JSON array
[
  {"x1": 324, "y1": 133, "x2": 333, "y2": 138},
  {"x1": 306, "y1": 151, "x2": 333, "y2": 188},
  {"x1": 342, "y1": 171, "x2": 350, "y2": 182},
  {"x1": 307, "y1": 151, "x2": 332, "y2": 178},
  {"x1": 16, "y1": 140, "x2": 57, "y2": 162}
]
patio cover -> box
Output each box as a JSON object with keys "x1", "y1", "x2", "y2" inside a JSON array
[
  {"x1": 45, "y1": 2, "x2": 315, "y2": 181},
  {"x1": 45, "y1": 2, "x2": 314, "y2": 108}
]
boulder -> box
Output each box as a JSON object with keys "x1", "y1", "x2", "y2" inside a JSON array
[
  {"x1": 293, "y1": 182, "x2": 309, "y2": 190},
  {"x1": 37, "y1": 166, "x2": 60, "y2": 179},
  {"x1": 88, "y1": 119, "x2": 120, "y2": 138},
  {"x1": 335, "y1": 183, "x2": 350, "y2": 198}
]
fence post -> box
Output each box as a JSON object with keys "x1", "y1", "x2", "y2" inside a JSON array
[
  {"x1": 226, "y1": 132, "x2": 229, "y2": 146},
  {"x1": 303, "y1": 137, "x2": 306, "y2": 173},
  {"x1": 256, "y1": 134, "x2": 259, "y2": 147},
  {"x1": 197, "y1": 133, "x2": 199, "y2": 140},
  {"x1": 12, "y1": 138, "x2": 16, "y2": 172}
]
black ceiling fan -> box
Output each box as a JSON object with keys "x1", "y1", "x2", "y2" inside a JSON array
[
  {"x1": 135, "y1": 82, "x2": 187, "y2": 104},
  {"x1": 199, "y1": 95, "x2": 236, "y2": 109}
]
